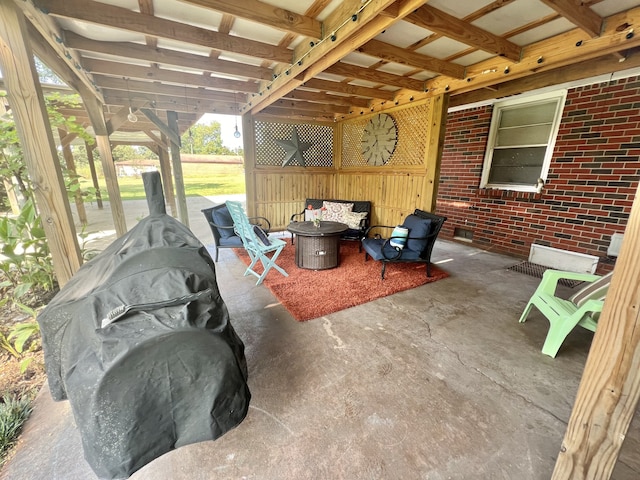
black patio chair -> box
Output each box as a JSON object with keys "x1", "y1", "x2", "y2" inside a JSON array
[
  {"x1": 201, "y1": 204, "x2": 270, "y2": 262},
  {"x1": 362, "y1": 209, "x2": 447, "y2": 279}
]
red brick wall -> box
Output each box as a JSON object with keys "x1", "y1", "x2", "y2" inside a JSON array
[{"x1": 436, "y1": 75, "x2": 640, "y2": 269}]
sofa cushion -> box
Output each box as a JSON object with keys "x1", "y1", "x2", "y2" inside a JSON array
[
  {"x1": 212, "y1": 206, "x2": 235, "y2": 238},
  {"x1": 401, "y1": 215, "x2": 432, "y2": 252},
  {"x1": 342, "y1": 211, "x2": 368, "y2": 229},
  {"x1": 362, "y1": 238, "x2": 422, "y2": 261},
  {"x1": 323, "y1": 201, "x2": 353, "y2": 222}
]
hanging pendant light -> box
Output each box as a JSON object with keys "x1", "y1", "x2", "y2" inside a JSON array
[
  {"x1": 125, "y1": 77, "x2": 137, "y2": 122},
  {"x1": 233, "y1": 92, "x2": 241, "y2": 138}
]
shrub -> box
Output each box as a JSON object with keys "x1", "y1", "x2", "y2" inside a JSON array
[{"x1": 0, "y1": 393, "x2": 33, "y2": 466}]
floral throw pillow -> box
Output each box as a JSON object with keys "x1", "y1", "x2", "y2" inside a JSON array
[
  {"x1": 304, "y1": 209, "x2": 323, "y2": 221},
  {"x1": 322, "y1": 201, "x2": 353, "y2": 222},
  {"x1": 342, "y1": 211, "x2": 368, "y2": 229}
]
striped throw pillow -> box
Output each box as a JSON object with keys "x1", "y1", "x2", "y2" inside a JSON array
[{"x1": 569, "y1": 271, "x2": 613, "y2": 307}]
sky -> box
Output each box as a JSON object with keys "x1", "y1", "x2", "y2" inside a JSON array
[{"x1": 198, "y1": 113, "x2": 243, "y2": 151}]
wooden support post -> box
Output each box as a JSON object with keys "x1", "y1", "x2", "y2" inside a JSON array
[
  {"x1": 552, "y1": 181, "x2": 640, "y2": 479},
  {"x1": 156, "y1": 135, "x2": 176, "y2": 216},
  {"x1": 78, "y1": 87, "x2": 127, "y2": 237},
  {"x1": 422, "y1": 93, "x2": 449, "y2": 213},
  {"x1": 58, "y1": 128, "x2": 87, "y2": 225},
  {"x1": 85, "y1": 141, "x2": 103, "y2": 209},
  {"x1": 0, "y1": 1, "x2": 82, "y2": 286},
  {"x1": 242, "y1": 113, "x2": 256, "y2": 216},
  {"x1": 166, "y1": 111, "x2": 189, "y2": 227}
]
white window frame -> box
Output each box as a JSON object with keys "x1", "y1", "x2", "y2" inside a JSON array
[{"x1": 480, "y1": 90, "x2": 567, "y2": 192}]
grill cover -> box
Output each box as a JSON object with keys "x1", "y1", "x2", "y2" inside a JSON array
[{"x1": 37, "y1": 214, "x2": 250, "y2": 479}]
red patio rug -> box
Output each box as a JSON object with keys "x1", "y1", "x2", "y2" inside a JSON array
[{"x1": 233, "y1": 239, "x2": 448, "y2": 321}]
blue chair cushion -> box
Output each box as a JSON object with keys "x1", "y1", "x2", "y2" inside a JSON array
[
  {"x1": 212, "y1": 206, "x2": 235, "y2": 238},
  {"x1": 362, "y1": 238, "x2": 423, "y2": 261},
  {"x1": 218, "y1": 235, "x2": 243, "y2": 247},
  {"x1": 401, "y1": 215, "x2": 432, "y2": 253}
]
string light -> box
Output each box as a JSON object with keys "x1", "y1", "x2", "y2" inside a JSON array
[
  {"x1": 125, "y1": 77, "x2": 137, "y2": 122},
  {"x1": 242, "y1": 0, "x2": 375, "y2": 112}
]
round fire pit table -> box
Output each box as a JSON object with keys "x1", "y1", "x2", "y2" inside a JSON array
[{"x1": 287, "y1": 221, "x2": 349, "y2": 270}]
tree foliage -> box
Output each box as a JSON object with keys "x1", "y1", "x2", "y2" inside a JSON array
[{"x1": 180, "y1": 122, "x2": 239, "y2": 155}]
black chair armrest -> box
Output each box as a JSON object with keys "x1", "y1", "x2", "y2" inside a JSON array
[
  {"x1": 290, "y1": 210, "x2": 305, "y2": 222},
  {"x1": 208, "y1": 220, "x2": 236, "y2": 232},
  {"x1": 364, "y1": 224, "x2": 395, "y2": 238},
  {"x1": 249, "y1": 216, "x2": 271, "y2": 233},
  {"x1": 380, "y1": 238, "x2": 403, "y2": 260}
]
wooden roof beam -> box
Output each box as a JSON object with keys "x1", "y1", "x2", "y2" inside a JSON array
[
  {"x1": 301, "y1": 78, "x2": 396, "y2": 101},
  {"x1": 540, "y1": 0, "x2": 603, "y2": 38},
  {"x1": 270, "y1": 99, "x2": 350, "y2": 114},
  {"x1": 93, "y1": 74, "x2": 254, "y2": 99},
  {"x1": 64, "y1": 31, "x2": 273, "y2": 81},
  {"x1": 179, "y1": 0, "x2": 322, "y2": 39},
  {"x1": 357, "y1": 39, "x2": 465, "y2": 78},
  {"x1": 103, "y1": 90, "x2": 238, "y2": 114},
  {"x1": 246, "y1": 0, "x2": 430, "y2": 114},
  {"x1": 283, "y1": 89, "x2": 371, "y2": 108},
  {"x1": 85, "y1": 59, "x2": 258, "y2": 94},
  {"x1": 324, "y1": 62, "x2": 425, "y2": 91},
  {"x1": 38, "y1": 0, "x2": 293, "y2": 63},
  {"x1": 406, "y1": 4, "x2": 522, "y2": 62}
]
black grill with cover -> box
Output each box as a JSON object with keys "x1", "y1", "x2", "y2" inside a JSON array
[{"x1": 37, "y1": 213, "x2": 250, "y2": 479}]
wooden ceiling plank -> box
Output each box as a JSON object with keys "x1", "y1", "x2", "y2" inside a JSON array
[
  {"x1": 38, "y1": 0, "x2": 293, "y2": 63},
  {"x1": 257, "y1": 109, "x2": 334, "y2": 122},
  {"x1": 283, "y1": 90, "x2": 370, "y2": 108},
  {"x1": 104, "y1": 91, "x2": 238, "y2": 114},
  {"x1": 99, "y1": 80, "x2": 242, "y2": 104},
  {"x1": 302, "y1": 78, "x2": 396, "y2": 101},
  {"x1": 247, "y1": 0, "x2": 405, "y2": 114},
  {"x1": 271, "y1": 99, "x2": 350, "y2": 114},
  {"x1": 64, "y1": 31, "x2": 272, "y2": 81},
  {"x1": 324, "y1": 62, "x2": 425, "y2": 91},
  {"x1": 14, "y1": 0, "x2": 102, "y2": 102},
  {"x1": 91, "y1": 70, "x2": 255, "y2": 97},
  {"x1": 179, "y1": 0, "x2": 322, "y2": 39},
  {"x1": 449, "y1": 48, "x2": 640, "y2": 107},
  {"x1": 540, "y1": 0, "x2": 603, "y2": 38},
  {"x1": 358, "y1": 39, "x2": 465, "y2": 79},
  {"x1": 421, "y1": 6, "x2": 640, "y2": 99},
  {"x1": 406, "y1": 4, "x2": 522, "y2": 62}
]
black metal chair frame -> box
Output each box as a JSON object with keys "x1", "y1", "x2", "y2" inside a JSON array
[
  {"x1": 201, "y1": 204, "x2": 270, "y2": 262},
  {"x1": 290, "y1": 199, "x2": 371, "y2": 247},
  {"x1": 363, "y1": 209, "x2": 447, "y2": 279}
]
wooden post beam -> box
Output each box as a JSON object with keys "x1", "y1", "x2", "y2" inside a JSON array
[
  {"x1": 166, "y1": 111, "x2": 188, "y2": 226},
  {"x1": 552, "y1": 181, "x2": 640, "y2": 479},
  {"x1": 0, "y1": 0, "x2": 81, "y2": 285}
]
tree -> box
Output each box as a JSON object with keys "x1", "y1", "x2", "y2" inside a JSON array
[{"x1": 180, "y1": 122, "x2": 236, "y2": 155}]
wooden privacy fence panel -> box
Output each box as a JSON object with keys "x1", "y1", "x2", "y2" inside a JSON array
[{"x1": 247, "y1": 96, "x2": 447, "y2": 231}]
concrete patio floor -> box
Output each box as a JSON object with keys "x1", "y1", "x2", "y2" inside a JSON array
[{"x1": 1, "y1": 195, "x2": 639, "y2": 479}]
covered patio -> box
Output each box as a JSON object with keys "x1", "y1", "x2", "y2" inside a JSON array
[
  {"x1": 1, "y1": 197, "x2": 638, "y2": 479},
  {"x1": 2, "y1": 0, "x2": 640, "y2": 478}
]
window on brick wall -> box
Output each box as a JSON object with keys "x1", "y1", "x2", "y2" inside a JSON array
[{"x1": 480, "y1": 90, "x2": 567, "y2": 192}]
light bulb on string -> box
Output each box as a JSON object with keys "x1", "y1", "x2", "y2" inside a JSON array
[
  {"x1": 127, "y1": 107, "x2": 138, "y2": 123},
  {"x1": 125, "y1": 77, "x2": 137, "y2": 122}
]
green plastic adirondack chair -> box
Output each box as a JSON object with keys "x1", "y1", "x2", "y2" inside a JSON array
[
  {"x1": 519, "y1": 270, "x2": 613, "y2": 358},
  {"x1": 225, "y1": 201, "x2": 288, "y2": 286}
]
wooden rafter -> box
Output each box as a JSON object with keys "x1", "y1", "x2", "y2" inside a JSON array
[
  {"x1": 64, "y1": 31, "x2": 273, "y2": 81},
  {"x1": 37, "y1": 0, "x2": 293, "y2": 63},
  {"x1": 179, "y1": 0, "x2": 322, "y2": 39},
  {"x1": 406, "y1": 4, "x2": 522, "y2": 62},
  {"x1": 357, "y1": 39, "x2": 466, "y2": 79},
  {"x1": 540, "y1": 0, "x2": 603, "y2": 38},
  {"x1": 324, "y1": 62, "x2": 425, "y2": 91}
]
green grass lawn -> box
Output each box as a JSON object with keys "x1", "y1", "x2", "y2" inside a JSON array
[{"x1": 78, "y1": 163, "x2": 245, "y2": 201}]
